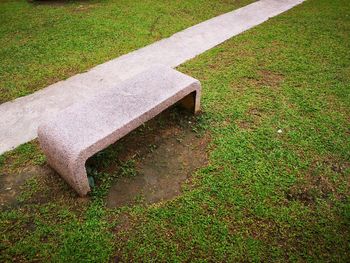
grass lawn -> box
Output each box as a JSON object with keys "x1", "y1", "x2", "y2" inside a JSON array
[
  {"x1": 0, "y1": 0, "x2": 254, "y2": 103},
  {"x1": 1, "y1": 0, "x2": 350, "y2": 261}
]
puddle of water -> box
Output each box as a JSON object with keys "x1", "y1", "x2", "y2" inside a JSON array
[{"x1": 106, "y1": 129, "x2": 208, "y2": 208}]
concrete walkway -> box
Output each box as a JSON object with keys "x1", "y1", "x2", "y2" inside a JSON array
[{"x1": 0, "y1": 0, "x2": 304, "y2": 154}]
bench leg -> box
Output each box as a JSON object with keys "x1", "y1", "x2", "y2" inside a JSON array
[{"x1": 178, "y1": 91, "x2": 201, "y2": 114}]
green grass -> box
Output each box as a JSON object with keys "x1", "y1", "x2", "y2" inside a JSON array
[
  {"x1": 1, "y1": 0, "x2": 350, "y2": 261},
  {"x1": 0, "y1": 0, "x2": 254, "y2": 103}
]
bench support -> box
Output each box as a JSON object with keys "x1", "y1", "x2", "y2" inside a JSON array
[{"x1": 38, "y1": 66, "x2": 201, "y2": 196}]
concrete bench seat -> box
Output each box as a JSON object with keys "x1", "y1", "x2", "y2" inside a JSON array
[{"x1": 38, "y1": 65, "x2": 201, "y2": 196}]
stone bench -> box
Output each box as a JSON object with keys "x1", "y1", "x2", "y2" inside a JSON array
[{"x1": 38, "y1": 65, "x2": 201, "y2": 196}]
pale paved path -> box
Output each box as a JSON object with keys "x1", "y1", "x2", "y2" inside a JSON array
[{"x1": 0, "y1": 0, "x2": 304, "y2": 154}]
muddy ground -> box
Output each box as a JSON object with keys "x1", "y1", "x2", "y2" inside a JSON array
[{"x1": 0, "y1": 107, "x2": 210, "y2": 209}]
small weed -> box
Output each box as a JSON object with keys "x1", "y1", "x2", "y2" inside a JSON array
[
  {"x1": 17, "y1": 177, "x2": 40, "y2": 202},
  {"x1": 148, "y1": 144, "x2": 158, "y2": 153},
  {"x1": 120, "y1": 160, "x2": 137, "y2": 178}
]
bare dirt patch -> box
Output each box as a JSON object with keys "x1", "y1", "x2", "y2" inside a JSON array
[
  {"x1": 243, "y1": 69, "x2": 284, "y2": 89},
  {"x1": 258, "y1": 70, "x2": 284, "y2": 87},
  {"x1": 236, "y1": 107, "x2": 263, "y2": 130},
  {"x1": 0, "y1": 167, "x2": 36, "y2": 208},
  {"x1": 0, "y1": 107, "x2": 209, "y2": 209},
  {"x1": 0, "y1": 165, "x2": 74, "y2": 209},
  {"x1": 106, "y1": 127, "x2": 208, "y2": 208},
  {"x1": 285, "y1": 158, "x2": 350, "y2": 206}
]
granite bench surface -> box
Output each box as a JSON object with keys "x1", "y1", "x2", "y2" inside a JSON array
[{"x1": 38, "y1": 65, "x2": 201, "y2": 196}]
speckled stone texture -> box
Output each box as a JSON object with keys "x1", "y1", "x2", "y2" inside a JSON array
[{"x1": 38, "y1": 66, "x2": 201, "y2": 196}]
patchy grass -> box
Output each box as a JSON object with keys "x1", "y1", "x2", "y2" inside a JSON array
[
  {"x1": 1, "y1": 0, "x2": 350, "y2": 261},
  {"x1": 0, "y1": 0, "x2": 254, "y2": 103},
  {"x1": 0, "y1": 142, "x2": 46, "y2": 174}
]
